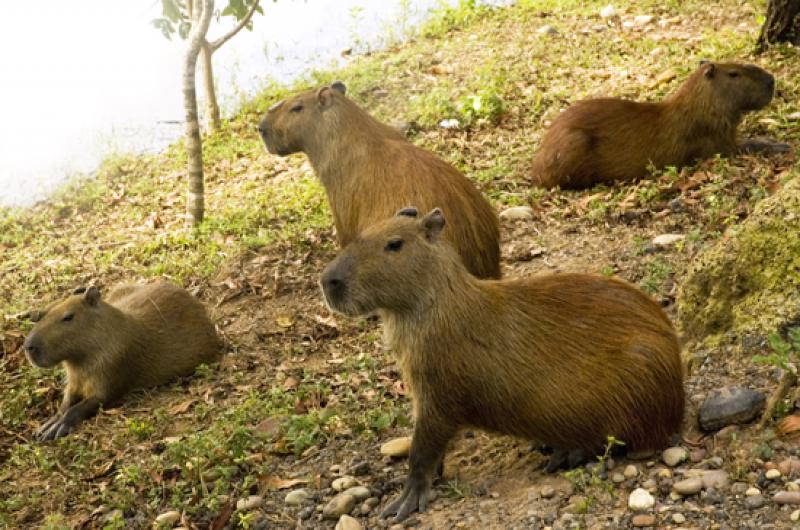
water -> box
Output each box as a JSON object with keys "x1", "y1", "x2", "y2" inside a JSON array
[{"x1": 0, "y1": 0, "x2": 469, "y2": 207}]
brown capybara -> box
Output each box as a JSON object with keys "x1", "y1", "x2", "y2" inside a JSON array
[
  {"x1": 257, "y1": 81, "x2": 501, "y2": 279},
  {"x1": 530, "y1": 61, "x2": 787, "y2": 189},
  {"x1": 23, "y1": 282, "x2": 221, "y2": 440},
  {"x1": 321, "y1": 208, "x2": 685, "y2": 521}
]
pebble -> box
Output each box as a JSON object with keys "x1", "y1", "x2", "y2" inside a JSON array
[
  {"x1": 765, "y1": 469, "x2": 782, "y2": 480},
  {"x1": 672, "y1": 513, "x2": 686, "y2": 524},
  {"x1": 642, "y1": 479, "x2": 657, "y2": 490},
  {"x1": 360, "y1": 497, "x2": 380, "y2": 515},
  {"x1": 537, "y1": 25, "x2": 558, "y2": 35},
  {"x1": 779, "y1": 458, "x2": 800, "y2": 477},
  {"x1": 335, "y1": 514, "x2": 362, "y2": 530},
  {"x1": 745, "y1": 487, "x2": 761, "y2": 496},
  {"x1": 791, "y1": 509, "x2": 800, "y2": 521},
  {"x1": 662, "y1": 447, "x2": 688, "y2": 467},
  {"x1": 439, "y1": 118, "x2": 460, "y2": 129},
  {"x1": 774, "y1": 491, "x2": 800, "y2": 504},
  {"x1": 236, "y1": 495, "x2": 263, "y2": 511},
  {"x1": 332, "y1": 476, "x2": 359, "y2": 491},
  {"x1": 540, "y1": 485, "x2": 556, "y2": 499},
  {"x1": 624, "y1": 465, "x2": 639, "y2": 479},
  {"x1": 342, "y1": 486, "x2": 372, "y2": 501},
  {"x1": 499, "y1": 206, "x2": 535, "y2": 221},
  {"x1": 380, "y1": 437, "x2": 411, "y2": 458},
  {"x1": 698, "y1": 387, "x2": 766, "y2": 431},
  {"x1": 631, "y1": 514, "x2": 656, "y2": 527},
  {"x1": 689, "y1": 448, "x2": 707, "y2": 463},
  {"x1": 651, "y1": 234, "x2": 684, "y2": 248},
  {"x1": 612, "y1": 473, "x2": 625, "y2": 484},
  {"x1": 154, "y1": 511, "x2": 181, "y2": 526},
  {"x1": 702, "y1": 470, "x2": 729, "y2": 490},
  {"x1": 323, "y1": 493, "x2": 357, "y2": 519},
  {"x1": 628, "y1": 488, "x2": 655, "y2": 511},
  {"x1": 285, "y1": 489, "x2": 311, "y2": 506},
  {"x1": 634, "y1": 15, "x2": 654, "y2": 26},
  {"x1": 600, "y1": 5, "x2": 617, "y2": 19},
  {"x1": 673, "y1": 477, "x2": 704, "y2": 495},
  {"x1": 745, "y1": 494, "x2": 766, "y2": 510}
]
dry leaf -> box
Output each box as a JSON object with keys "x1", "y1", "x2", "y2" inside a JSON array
[
  {"x1": 169, "y1": 399, "x2": 196, "y2": 415},
  {"x1": 260, "y1": 475, "x2": 308, "y2": 490}
]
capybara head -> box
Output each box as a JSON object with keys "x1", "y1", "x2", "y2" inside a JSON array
[
  {"x1": 692, "y1": 61, "x2": 774, "y2": 112},
  {"x1": 23, "y1": 287, "x2": 104, "y2": 368},
  {"x1": 257, "y1": 81, "x2": 347, "y2": 156},
  {"x1": 321, "y1": 207, "x2": 451, "y2": 316}
]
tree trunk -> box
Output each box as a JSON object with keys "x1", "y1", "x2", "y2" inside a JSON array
[
  {"x1": 183, "y1": 0, "x2": 214, "y2": 226},
  {"x1": 757, "y1": 0, "x2": 800, "y2": 51},
  {"x1": 201, "y1": 41, "x2": 221, "y2": 132}
]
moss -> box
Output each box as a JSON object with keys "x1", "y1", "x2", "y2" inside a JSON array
[{"x1": 678, "y1": 177, "x2": 800, "y2": 343}]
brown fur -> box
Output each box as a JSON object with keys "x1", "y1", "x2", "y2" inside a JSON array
[
  {"x1": 23, "y1": 282, "x2": 221, "y2": 439},
  {"x1": 321, "y1": 208, "x2": 685, "y2": 520},
  {"x1": 530, "y1": 62, "x2": 777, "y2": 189},
  {"x1": 257, "y1": 82, "x2": 501, "y2": 279}
]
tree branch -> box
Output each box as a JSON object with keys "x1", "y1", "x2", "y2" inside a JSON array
[{"x1": 209, "y1": 0, "x2": 261, "y2": 52}]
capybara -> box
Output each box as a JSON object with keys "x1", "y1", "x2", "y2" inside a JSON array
[
  {"x1": 530, "y1": 61, "x2": 787, "y2": 189},
  {"x1": 257, "y1": 81, "x2": 501, "y2": 279},
  {"x1": 321, "y1": 208, "x2": 685, "y2": 521},
  {"x1": 23, "y1": 282, "x2": 221, "y2": 440}
]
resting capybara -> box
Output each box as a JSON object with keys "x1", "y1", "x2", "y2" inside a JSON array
[
  {"x1": 530, "y1": 61, "x2": 786, "y2": 189},
  {"x1": 321, "y1": 208, "x2": 685, "y2": 521},
  {"x1": 23, "y1": 282, "x2": 221, "y2": 440},
  {"x1": 257, "y1": 81, "x2": 501, "y2": 279}
]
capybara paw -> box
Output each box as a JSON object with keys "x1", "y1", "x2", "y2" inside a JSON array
[
  {"x1": 741, "y1": 138, "x2": 792, "y2": 154},
  {"x1": 35, "y1": 417, "x2": 75, "y2": 441},
  {"x1": 544, "y1": 448, "x2": 589, "y2": 472},
  {"x1": 380, "y1": 478, "x2": 431, "y2": 522}
]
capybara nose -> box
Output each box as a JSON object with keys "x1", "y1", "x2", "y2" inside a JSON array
[
  {"x1": 25, "y1": 342, "x2": 38, "y2": 356},
  {"x1": 321, "y1": 271, "x2": 347, "y2": 302}
]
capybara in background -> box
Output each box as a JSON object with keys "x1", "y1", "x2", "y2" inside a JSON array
[
  {"x1": 257, "y1": 81, "x2": 501, "y2": 279},
  {"x1": 530, "y1": 61, "x2": 787, "y2": 189},
  {"x1": 23, "y1": 282, "x2": 221, "y2": 440},
  {"x1": 321, "y1": 208, "x2": 685, "y2": 521}
]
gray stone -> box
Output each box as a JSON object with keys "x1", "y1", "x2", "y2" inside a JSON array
[
  {"x1": 323, "y1": 494, "x2": 357, "y2": 519},
  {"x1": 774, "y1": 491, "x2": 800, "y2": 504},
  {"x1": 332, "y1": 476, "x2": 359, "y2": 492},
  {"x1": 673, "y1": 477, "x2": 704, "y2": 495},
  {"x1": 499, "y1": 206, "x2": 535, "y2": 221},
  {"x1": 285, "y1": 489, "x2": 311, "y2": 506},
  {"x1": 236, "y1": 495, "x2": 263, "y2": 511},
  {"x1": 702, "y1": 470, "x2": 729, "y2": 490},
  {"x1": 335, "y1": 514, "x2": 362, "y2": 530},
  {"x1": 662, "y1": 447, "x2": 688, "y2": 467},
  {"x1": 624, "y1": 465, "x2": 640, "y2": 479},
  {"x1": 672, "y1": 513, "x2": 686, "y2": 524},
  {"x1": 342, "y1": 486, "x2": 371, "y2": 501},
  {"x1": 744, "y1": 494, "x2": 766, "y2": 510},
  {"x1": 698, "y1": 387, "x2": 766, "y2": 431}
]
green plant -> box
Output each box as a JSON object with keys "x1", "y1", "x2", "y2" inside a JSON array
[{"x1": 754, "y1": 326, "x2": 800, "y2": 371}]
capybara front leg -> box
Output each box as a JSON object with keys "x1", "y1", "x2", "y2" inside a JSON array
[
  {"x1": 381, "y1": 417, "x2": 456, "y2": 522},
  {"x1": 36, "y1": 397, "x2": 101, "y2": 440}
]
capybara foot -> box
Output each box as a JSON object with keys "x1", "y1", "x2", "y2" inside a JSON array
[
  {"x1": 380, "y1": 476, "x2": 431, "y2": 522},
  {"x1": 544, "y1": 448, "x2": 590, "y2": 472},
  {"x1": 36, "y1": 415, "x2": 75, "y2": 441},
  {"x1": 741, "y1": 138, "x2": 791, "y2": 155}
]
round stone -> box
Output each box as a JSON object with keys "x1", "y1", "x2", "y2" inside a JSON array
[
  {"x1": 499, "y1": 206, "x2": 535, "y2": 221},
  {"x1": 342, "y1": 486, "x2": 371, "y2": 501},
  {"x1": 765, "y1": 469, "x2": 782, "y2": 480},
  {"x1": 624, "y1": 465, "x2": 640, "y2": 479},
  {"x1": 612, "y1": 473, "x2": 625, "y2": 484},
  {"x1": 285, "y1": 489, "x2": 311, "y2": 506},
  {"x1": 323, "y1": 493, "x2": 357, "y2": 519},
  {"x1": 154, "y1": 511, "x2": 181, "y2": 526},
  {"x1": 332, "y1": 476, "x2": 359, "y2": 492},
  {"x1": 540, "y1": 486, "x2": 556, "y2": 499},
  {"x1": 662, "y1": 447, "x2": 688, "y2": 467},
  {"x1": 673, "y1": 477, "x2": 703, "y2": 495},
  {"x1": 745, "y1": 487, "x2": 761, "y2": 496},
  {"x1": 628, "y1": 488, "x2": 655, "y2": 511},
  {"x1": 335, "y1": 514, "x2": 362, "y2": 530},
  {"x1": 744, "y1": 494, "x2": 766, "y2": 510},
  {"x1": 380, "y1": 437, "x2": 411, "y2": 458},
  {"x1": 631, "y1": 514, "x2": 656, "y2": 527},
  {"x1": 791, "y1": 509, "x2": 800, "y2": 522},
  {"x1": 236, "y1": 495, "x2": 263, "y2": 511},
  {"x1": 701, "y1": 470, "x2": 729, "y2": 490},
  {"x1": 774, "y1": 491, "x2": 800, "y2": 504},
  {"x1": 672, "y1": 513, "x2": 686, "y2": 524}
]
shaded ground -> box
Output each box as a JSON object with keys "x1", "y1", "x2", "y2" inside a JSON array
[{"x1": 1, "y1": 1, "x2": 800, "y2": 528}]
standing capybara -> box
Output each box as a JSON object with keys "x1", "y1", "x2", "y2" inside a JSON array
[
  {"x1": 257, "y1": 81, "x2": 501, "y2": 279},
  {"x1": 530, "y1": 61, "x2": 787, "y2": 189},
  {"x1": 321, "y1": 208, "x2": 685, "y2": 521},
  {"x1": 23, "y1": 282, "x2": 221, "y2": 440}
]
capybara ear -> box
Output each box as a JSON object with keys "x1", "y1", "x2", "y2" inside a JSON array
[
  {"x1": 703, "y1": 63, "x2": 716, "y2": 79},
  {"x1": 30, "y1": 309, "x2": 46, "y2": 322},
  {"x1": 83, "y1": 286, "x2": 101, "y2": 306},
  {"x1": 420, "y1": 208, "x2": 446, "y2": 242},
  {"x1": 317, "y1": 87, "x2": 336, "y2": 109},
  {"x1": 331, "y1": 81, "x2": 347, "y2": 95},
  {"x1": 396, "y1": 207, "x2": 419, "y2": 218}
]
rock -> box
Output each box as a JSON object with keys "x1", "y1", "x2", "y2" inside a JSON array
[
  {"x1": 298, "y1": 506, "x2": 314, "y2": 520},
  {"x1": 323, "y1": 494, "x2": 357, "y2": 519},
  {"x1": 359, "y1": 497, "x2": 380, "y2": 515},
  {"x1": 537, "y1": 25, "x2": 558, "y2": 35},
  {"x1": 745, "y1": 487, "x2": 761, "y2": 496},
  {"x1": 673, "y1": 477, "x2": 704, "y2": 495},
  {"x1": 789, "y1": 482, "x2": 800, "y2": 492},
  {"x1": 791, "y1": 509, "x2": 800, "y2": 522},
  {"x1": 499, "y1": 206, "x2": 535, "y2": 221},
  {"x1": 600, "y1": 5, "x2": 617, "y2": 19},
  {"x1": 154, "y1": 511, "x2": 181, "y2": 526},
  {"x1": 778, "y1": 458, "x2": 800, "y2": 477},
  {"x1": 642, "y1": 479, "x2": 657, "y2": 490},
  {"x1": 285, "y1": 489, "x2": 311, "y2": 506},
  {"x1": 765, "y1": 469, "x2": 782, "y2": 480},
  {"x1": 672, "y1": 513, "x2": 686, "y2": 524},
  {"x1": 707, "y1": 456, "x2": 724, "y2": 469},
  {"x1": 612, "y1": 473, "x2": 625, "y2": 484},
  {"x1": 628, "y1": 488, "x2": 655, "y2": 511},
  {"x1": 335, "y1": 514, "x2": 362, "y2": 530},
  {"x1": 662, "y1": 447, "x2": 688, "y2": 467},
  {"x1": 439, "y1": 118, "x2": 460, "y2": 130},
  {"x1": 698, "y1": 387, "x2": 766, "y2": 431},
  {"x1": 689, "y1": 449, "x2": 707, "y2": 463},
  {"x1": 380, "y1": 437, "x2": 411, "y2": 458},
  {"x1": 332, "y1": 476, "x2": 359, "y2": 491},
  {"x1": 236, "y1": 495, "x2": 263, "y2": 511},
  {"x1": 634, "y1": 15, "x2": 655, "y2": 26},
  {"x1": 774, "y1": 491, "x2": 800, "y2": 504},
  {"x1": 744, "y1": 494, "x2": 765, "y2": 510},
  {"x1": 631, "y1": 514, "x2": 656, "y2": 527},
  {"x1": 702, "y1": 470, "x2": 729, "y2": 490},
  {"x1": 342, "y1": 486, "x2": 371, "y2": 501},
  {"x1": 651, "y1": 234, "x2": 684, "y2": 248},
  {"x1": 624, "y1": 465, "x2": 639, "y2": 479},
  {"x1": 540, "y1": 485, "x2": 556, "y2": 499}
]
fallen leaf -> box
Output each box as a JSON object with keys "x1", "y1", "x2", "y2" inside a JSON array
[
  {"x1": 260, "y1": 475, "x2": 309, "y2": 490},
  {"x1": 169, "y1": 399, "x2": 196, "y2": 415}
]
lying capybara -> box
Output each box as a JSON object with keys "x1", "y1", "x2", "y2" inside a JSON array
[
  {"x1": 321, "y1": 208, "x2": 685, "y2": 521},
  {"x1": 530, "y1": 61, "x2": 787, "y2": 189},
  {"x1": 23, "y1": 282, "x2": 221, "y2": 440},
  {"x1": 257, "y1": 81, "x2": 501, "y2": 279}
]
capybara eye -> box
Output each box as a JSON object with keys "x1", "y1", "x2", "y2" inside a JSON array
[
  {"x1": 290, "y1": 105, "x2": 303, "y2": 113},
  {"x1": 62, "y1": 313, "x2": 74, "y2": 323},
  {"x1": 728, "y1": 71, "x2": 740, "y2": 78},
  {"x1": 385, "y1": 238, "x2": 404, "y2": 252}
]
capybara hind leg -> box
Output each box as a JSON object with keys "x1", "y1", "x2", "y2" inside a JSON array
[{"x1": 544, "y1": 448, "x2": 590, "y2": 473}]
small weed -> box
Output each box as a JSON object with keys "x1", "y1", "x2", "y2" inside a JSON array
[
  {"x1": 640, "y1": 258, "x2": 673, "y2": 295},
  {"x1": 127, "y1": 419, "x2": 156, "y2": 440},
  {"x1": 754, "y1": 326, "x2": 800, "y2": 371}
]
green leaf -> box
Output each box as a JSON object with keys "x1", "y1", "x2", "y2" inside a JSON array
[{"x1": 161, "y1": 0, "x2": 183, "y2": 22}]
